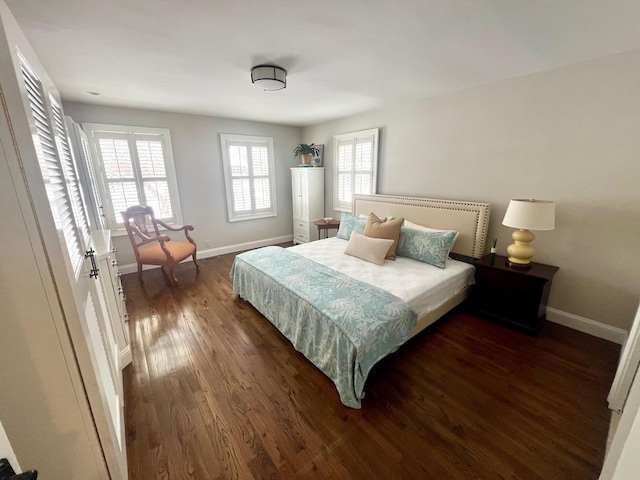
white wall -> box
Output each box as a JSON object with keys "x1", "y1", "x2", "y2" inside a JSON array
[
  {"x1": 303, "y1": 48, "x2": 640, "y2": 331},
  {"x1": 63, "y1": 103, "x2": 302, "y2": 267}
]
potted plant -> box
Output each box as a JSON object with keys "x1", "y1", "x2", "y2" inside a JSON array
[{"x1": 294, "y1": 143, "x2": 320, "y2": 165}]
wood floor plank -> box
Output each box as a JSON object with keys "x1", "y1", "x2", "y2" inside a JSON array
[{"x1": 122, "y1": 250, "x2": 620, "y2": 479}]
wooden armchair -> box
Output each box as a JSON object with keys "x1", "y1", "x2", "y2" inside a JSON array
[{"x1": 121, "y1": 206, "x2": 199, "y2": 285}]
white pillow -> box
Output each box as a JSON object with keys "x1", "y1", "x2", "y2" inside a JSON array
[{"x1": 344, "y1": 232, "x2": 394, "y2": 266}]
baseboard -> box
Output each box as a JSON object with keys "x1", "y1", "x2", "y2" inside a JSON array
[
  {"x1": 118, "y1": 234, "x2": 294, "y2": 275},
  {"x1": 546, "y1": 307, "x2": 627, "y2": 345},
  {"x1": 120, "y1": 345, "x2": 132, "y2": 368}
]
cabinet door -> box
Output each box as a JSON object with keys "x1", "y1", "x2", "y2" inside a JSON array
[
  {"x1": 104, "y1": 249, "x2": 131, "y2": 361},
  {"x1": 1, "y1": 11, "x2": 127, "y2": 479},
  {"x1": 292, "y1": 169, "x2": 309, "y2": 219},
  {"x1": 292, "y1": 169, "x2": 302, "y2": 218},
  {"x1": 300, "y1": 173, "x2": 310, "y2": 218}
]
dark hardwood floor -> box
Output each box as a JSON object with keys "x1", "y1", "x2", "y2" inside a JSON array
[{"x1": 122, "y1": 250, "x2": 620, "y2": 479}]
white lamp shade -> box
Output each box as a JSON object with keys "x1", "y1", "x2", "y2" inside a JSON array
[
  {"x1": 502, "y1": 199, "x2": 555, "y2": 231},
  {"x1": 251, "y1": 65, "x2": 286, "y2": 91}
]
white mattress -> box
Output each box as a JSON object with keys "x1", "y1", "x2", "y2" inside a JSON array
[{"x1": 289, "y1": 237, "x2": 475, "y2": 317}]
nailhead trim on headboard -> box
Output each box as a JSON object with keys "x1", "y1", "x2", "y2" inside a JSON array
[{"x1": 352, "y1": 194, "x2": 491, "y2": 258}]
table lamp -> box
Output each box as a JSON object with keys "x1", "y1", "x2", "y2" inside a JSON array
[{"x1": 502, "y1": 199, "x2": 555, "y2": 266}]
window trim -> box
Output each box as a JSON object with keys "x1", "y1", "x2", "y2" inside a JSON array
[
  {"x1": 83, "y1": 122, "x2": 183, "y2": 234},
  {"x1": 333, "y1": 128, "x2": 379, "y2": 212},
  {"x1": 220, "y1": 133, "x2": 278, "y2": 222}
]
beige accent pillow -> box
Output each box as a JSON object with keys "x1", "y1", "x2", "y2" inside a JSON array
[
  {"x1": 344, "y1": 232, "x2": 394, "y2": 266},
  {"x1": 364, "y1": 212, "x2": 404, "y2": 260}
]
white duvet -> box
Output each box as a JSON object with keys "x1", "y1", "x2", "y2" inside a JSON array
[{"x1": 289, "y1": 237, "x2": 475, "y2": 317}]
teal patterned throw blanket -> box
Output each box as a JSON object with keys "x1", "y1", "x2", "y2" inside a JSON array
[{"x1": 230, "y1": 246, "x2": 418, "y2": 408}]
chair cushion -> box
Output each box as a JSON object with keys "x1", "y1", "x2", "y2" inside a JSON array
[{"x1": 139, "y1": 241, "x2": 196, "y2": 265}]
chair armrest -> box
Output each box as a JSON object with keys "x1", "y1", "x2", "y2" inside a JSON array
[
  {"x1": 154, "y1": 219, "x2": 196, "y2": 245},
  {"x1": 135, "y1": 234, "x2": 171, "y2": 248},
  {"x1": 129, "y1": 224, "x2": 171, "y2": 246},
  {"x1": 155, "y1": 219, "x2": 194, "y2": 232}
]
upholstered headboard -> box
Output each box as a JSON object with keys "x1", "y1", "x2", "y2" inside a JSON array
[{"x1": 352, "y1": 194, "x2": 491, "y2": 259}]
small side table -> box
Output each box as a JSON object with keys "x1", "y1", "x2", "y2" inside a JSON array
[
  {"x1": 470, "y1": 254, "x2": 559, "y2": 334},
  {"x1": 313, "y1": 219, "x2": 340, "y2": 239}
]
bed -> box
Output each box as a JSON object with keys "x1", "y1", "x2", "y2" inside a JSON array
[{"x1": 230, "y1": 194, "x2": 490, "y2": 408}]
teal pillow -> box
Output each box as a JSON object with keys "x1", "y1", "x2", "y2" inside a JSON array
[
  {"x1": 337, "y1": 212, "x2": 366, "y2": 240},
  {"x1": 396, "y1": 227, "x2": 458, "y2": 268}
]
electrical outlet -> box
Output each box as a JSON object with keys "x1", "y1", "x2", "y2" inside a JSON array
[{"x1": 205, "y1": 240, "x2": 212, "y2": 248}]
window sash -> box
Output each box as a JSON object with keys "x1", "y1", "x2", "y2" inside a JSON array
[
  {"x1": 334, "y1": 129, "x2": 379, "y2": 211},
  {"x1": 221, "y1": 134, "x2": 277, "y2": 222}
]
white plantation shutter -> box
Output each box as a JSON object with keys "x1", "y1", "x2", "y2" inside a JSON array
[
  {"x1": 20, "y1": 56, "x2": 84, "y2": 273},
  {"x1": 228, "y1": 142, "x2": 251, "y2": 212},
  {"x1": 136, "y1": 136, "x2": 173, "y2": 218},
  {"x1": 333, "y1": 128, "x2": 379, "y2": 211},
  {"x1": 67, "y1": 121, "x2": 106, "y2": 230},
  {"x1": 251, "y1": 144, "x2": 271, "y2": 210},
  {"x1": 221, "y1": 134, "x2": 277, "y2": 222},
  {"x1": 50, "y1": 97, "x2": 91, "y2": 247},
  {"x1": 86, "y1": 124, "x2": 182, "y2": 229},
  {"x1": 337, "y1": 138, "x2": 354, "y2": 210},
  {"x1": 97, "y1": 134, "x2": 139, "y2": 223}
]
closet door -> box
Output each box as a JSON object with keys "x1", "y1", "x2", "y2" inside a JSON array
[
  {"x1": 67, "y1": 116, "x2": 131, "y2": 367},
  {"x1": 0, "y1": 8, "x2": 127, "y2": 479}
]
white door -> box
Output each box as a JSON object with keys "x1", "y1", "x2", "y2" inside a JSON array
[
  {"x1": 292, "y1": 169, "x2": 309, "y2": 219},
  {"x1": 67, "y1": 115, "x2": 131, "y2": 366},
  {"x1": 49, "y1": 93, "x2": 123, "y2": 395},
  {"x1": 1, "y1": 18, "x2": 127, "y2": 480},
  {"x1": 608, "y1": 302, "x2": 640, "y2": 412},
  {"x1": 292, "y1": 168, "x2": 302, "y2": 218}
]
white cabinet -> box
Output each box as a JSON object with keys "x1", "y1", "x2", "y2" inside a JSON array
[
  {"x1": 0, "y1": 3, "x2": 127, "y2": 478},
  {"x1": 67, "y1": 116, "x2": 131, "y2": 369},
  {"x1": 291, "y1": 167, "x2": 324, "y2": 244},
  {"x1": 94, "y1": 230, "x2": 131, "y2": 367}
]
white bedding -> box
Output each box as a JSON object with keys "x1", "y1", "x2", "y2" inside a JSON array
[{"x1": 289, "y1": 237, "x2": 475, "y2": 318}]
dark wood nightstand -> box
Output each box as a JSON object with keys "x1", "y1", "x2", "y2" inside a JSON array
[{"x1": 470, "y1": 254, "x2": 559, "y2": 334}]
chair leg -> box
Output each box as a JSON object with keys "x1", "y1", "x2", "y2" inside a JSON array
[
  {"x1": 168, "y1": 264, "x2": 178, "y2": 285},
  {"x1": 192, "y1": 252, "x2": 199, "y2": 271},
  {"x1": 137, "y1": 261, "x2": 143, "y2": 283}
]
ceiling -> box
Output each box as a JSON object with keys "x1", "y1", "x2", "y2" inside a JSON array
[{"x1": 6, "y1": 0, "x2": 640, "y2": 127}]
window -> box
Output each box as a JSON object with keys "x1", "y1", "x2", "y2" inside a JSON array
[
  {"x1": 220, "y1": 134, "x2": 277, "y2": 222},
  {"x1": 333, "y1": 128, "x2": 379, "y2": 211},
  {"x1": 84, "y1": 123, "x2": 182, "y2": 231}
]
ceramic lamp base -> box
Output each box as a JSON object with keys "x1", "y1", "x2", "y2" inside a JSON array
[{"x1": 507, "y1": 228, "x2": 535, "y2": 265}]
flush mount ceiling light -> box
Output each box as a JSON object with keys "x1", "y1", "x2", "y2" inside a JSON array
[{"x1": 251, "y1": 65, "x2": 287, "y2": 91}]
